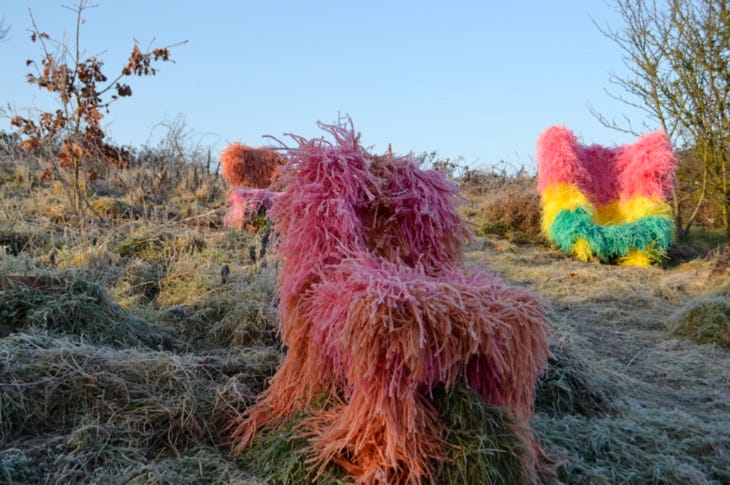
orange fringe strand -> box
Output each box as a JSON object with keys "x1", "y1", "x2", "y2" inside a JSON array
[{"x1": 229, "y1": 119, "x2": 550, "y2": 484}]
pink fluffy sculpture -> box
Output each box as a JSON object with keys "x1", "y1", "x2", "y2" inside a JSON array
[
  {"x1": 229, "y1": 120, "x2": 551, "y2": 484},
  {"x1": 223, "y1": 187, "x2": 277, "y2": 232}
]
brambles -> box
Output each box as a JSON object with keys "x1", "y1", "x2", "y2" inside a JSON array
[{"x1": 8, "y1": 1, "x2": 185, "y2": 214}]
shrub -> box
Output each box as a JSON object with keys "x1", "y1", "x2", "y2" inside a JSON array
[
  {"x1": 479, "y1": 181, "x2": 540, "y2": 240},
  {"x1": 8, "y1": 1, "x2": 184, "y2": 214},
  {"x1": 460, "y1": 168, "x2": 542, "y2": 242}
]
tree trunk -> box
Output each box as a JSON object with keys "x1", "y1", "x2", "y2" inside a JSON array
[{"x1": 725, "y1": 187, "x2": 730, "y2": 238}]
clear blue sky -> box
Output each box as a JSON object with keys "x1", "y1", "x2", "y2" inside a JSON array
[{"x1": 1, "y1": 1, "x2": 651, "y2": 172}]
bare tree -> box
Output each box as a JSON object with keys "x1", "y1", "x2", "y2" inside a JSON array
[{"x1": 593, "y1": 0, "x2": 730, "y2": 238}]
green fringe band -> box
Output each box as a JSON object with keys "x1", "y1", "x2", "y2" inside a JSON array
[{"x1": 549, "y1": 207, "x2": 674, "y2": 261}]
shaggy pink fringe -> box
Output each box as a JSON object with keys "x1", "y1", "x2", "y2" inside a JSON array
[
  {"x1": 229, "y1": 119, "x2": 550, "y2": 484},
  {"x1": 536, "y1": 125, "x2": 676, "y2": 202}
]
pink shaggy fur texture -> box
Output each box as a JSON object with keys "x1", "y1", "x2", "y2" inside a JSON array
[
  {"x1": 223, "y1": 187, "x2": 278, "y2": 230},
  {"x1": 536, "y1": 125, "x2": 675, "y2": 203},
  {"x1": 229, "y1": 119, "x2": 551, "y2": 484}
]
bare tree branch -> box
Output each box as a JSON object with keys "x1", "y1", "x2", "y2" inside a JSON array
[
  {"x1": 0, "y1": 18, "x2": 10, "y2": 41},
  {"x1": 596, "y1": 0, "x2": 730, "y2": 237}
]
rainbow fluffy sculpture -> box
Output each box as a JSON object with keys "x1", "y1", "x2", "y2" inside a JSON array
[
  {"x1": 229, "y1": 120, "x2": 551, "y2": 484},
  {"x1": 536, "y1": 125, "x2": 677, "y2": 267}
]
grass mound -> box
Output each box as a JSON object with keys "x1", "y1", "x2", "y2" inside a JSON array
[
  {"x1": 155, "y1": 257, "x2": 279, "y2": 348},
  {"x1": 0, "y1": 274, "x2": 179, "y2": 349},
  {"x1": 433, "y1": 385, "x2": 532, "y2": 485},
  {"x1": 1, "y1": 432, "x2": 263, "y2": 485},
  {"x1": 236, "y1": 403, "x2": 350, "y2": 485},
  {"x1": 107, "y1": 446, "x2": 262, "y2": 484},
  {"x1": 0, "y1": 334, "x2": 280, "y2": 442},
  {"x1": 1, "y1": 425, "x2": 147, "y2": 484},
  {"x1": 237, "y1": 385, "x2": 534, "y2": 485},
  {"x1": 536, "y1": 407, "x2": 730, "y2": 484},
  {"x1": 668, "y1": 292, "x2": 730, "y2": 348},
  {"x1": 535, "y1": 332, "x2": 616, "y2": 417},
  {"x1": 0, "y1": 334, "x2": 279, "y2": 483}
]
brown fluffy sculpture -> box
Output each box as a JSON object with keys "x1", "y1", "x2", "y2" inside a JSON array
[{"x1": 219, "y1": 142, "x2": 285, "y2": 189}]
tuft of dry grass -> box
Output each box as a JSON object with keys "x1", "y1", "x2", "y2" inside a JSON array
[
  {"x1": 535, "y1": 328, "x2": 616, "y2": 418},
  {"x1": 668, "y1": 292, "x2": 730, "y2": 348},
  {"x1": 460, "y1": 168, "x2": 542, "y2": 242},
  {"x1": 91, "y1": 196, "x2": 140, "y2": 219},
  {"x1": 0, "y1": 274, "x2": 179, "y2": 349},
  {"x1": 0, "y1": 334, "x2": 279, "y2": 483},
  {"x1": 114, "y1": 226, "x2": 207, "y2": 263},
  {"x1": 112, "y1": 258, "x2": 164, "y2": 308}
]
